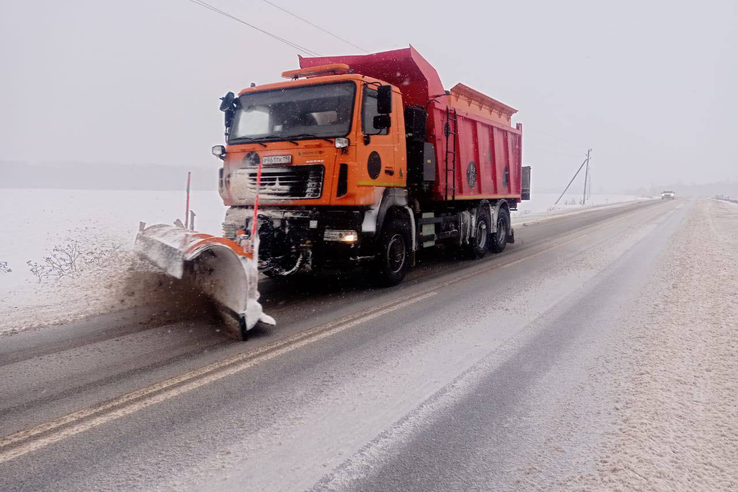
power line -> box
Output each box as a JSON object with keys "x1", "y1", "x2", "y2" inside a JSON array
[
  {"x1": 527, "y1": 138, "x2": 582, "y2": 156},
  {"x1": 524, "y1": 143, "x2": 584, "y2": 159},
  {"x1": 526, "y1": 133, "x2": 581, "y2": 154},
  {"x1": 524, "y1": 129, "x2": 582, "y2": 154},
  {"x1": 528, "y1": 127, "x2": 578, "y2": 145},
  {"x1": 260, "y1": 0, "x2": 369, "y2": 53},
  {"x1": 189, "y1": 0, "x2": 320, "y2": 55},
  {"x1": 185, "y1": 0, "x2": 321, "y2": 57}
]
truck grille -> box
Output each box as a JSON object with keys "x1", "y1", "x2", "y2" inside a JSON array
[{"x1": 238, "y1": 165, "x2": 324, "y2": 200}]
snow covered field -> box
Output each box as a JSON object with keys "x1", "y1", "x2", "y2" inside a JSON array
[
  {"x1": 0, "y1": 189, "x2": 226, "y2": 333},
  {"x1": 0, "y1": 189, "x2": 224, "y2": 289},
  {"x1": 0, "y1": 188, "x2": 646, "y2": 333}
]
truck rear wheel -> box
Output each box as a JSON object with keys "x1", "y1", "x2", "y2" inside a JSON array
[
  {"x1": 375, "y1": 217, "x2": 411, "y2": 286},
  {"x1": 490, "y1": 208, "x2": 510, "y2": 253},
  {"x1": 466, "y1": 206, "x2": 491, "y2": 259}
]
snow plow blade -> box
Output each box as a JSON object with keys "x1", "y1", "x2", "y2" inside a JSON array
[{"x1": 134, "y1": 223, "x2": 275, "y2": 338}]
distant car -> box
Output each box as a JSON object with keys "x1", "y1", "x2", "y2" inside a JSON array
[{"x1": 661, "y1": 191, "x2": 675, "y2": 199}]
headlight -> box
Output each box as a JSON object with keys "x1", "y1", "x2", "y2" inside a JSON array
[
  {"x1": 324, "y1": 229, "x2": 358, "y2": 243},
  {"x1": 335, "y1": 138, "x2": 350, "y2": 149}
]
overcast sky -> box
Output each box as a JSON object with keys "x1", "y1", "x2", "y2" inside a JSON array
[{"x1": 2, "y1": 0, "x2": 736, "y2": 192}]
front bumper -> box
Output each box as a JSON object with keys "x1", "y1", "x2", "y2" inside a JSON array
[{"x1": 223, "y1": 207, "x2": 375, "y2": 273}]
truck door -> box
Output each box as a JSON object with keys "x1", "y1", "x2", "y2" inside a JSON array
[{"x1": 356, "y1": 85, "x2": 397, "y2": 190}]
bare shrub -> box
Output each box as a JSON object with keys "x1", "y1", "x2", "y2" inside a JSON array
[
  {"x1": 0, "y1": 261, "x2": 11, "y2": 274},
  {"x1": 27, "y1": 241, "x2": 129, "y2": 283},
  {"x1": 82, "y1": 244, "x2": 123, "y2": 269}
]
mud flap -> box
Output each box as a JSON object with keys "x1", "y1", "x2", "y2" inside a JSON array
[{"x1": 134, "y1": 223, "x2": 275, "y2": 337}]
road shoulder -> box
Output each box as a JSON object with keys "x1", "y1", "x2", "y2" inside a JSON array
[{"x1": 560, "y1": 199, "x2": 738, "y2": 490}]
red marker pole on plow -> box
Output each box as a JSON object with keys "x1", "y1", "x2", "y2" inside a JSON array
[
  {"x1": 251, "y1": 160, "x2": 262, "y2": 239},
  {"x1": 184, "y1": 171, "x2": 192, "y2": 229}
]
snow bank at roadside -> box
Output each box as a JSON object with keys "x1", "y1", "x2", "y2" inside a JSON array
[
  {"x1": 0, "y1": 248, "x2": 214, "y2": 336},
  {"x1": 512, "y1": 193, "x2": 653, "y2": 225}
]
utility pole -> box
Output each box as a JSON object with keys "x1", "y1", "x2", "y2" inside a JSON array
[
  {"x1": 582, "y1": 149, "x2": 592, "y2": 205},
  {"x1": 555, "y1": 148, "x2": 593, "y2": 205}
]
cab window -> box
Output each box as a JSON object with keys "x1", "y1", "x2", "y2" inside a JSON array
[{"x1": 362, "y1": 88, "x2": 389, "y2": 136}]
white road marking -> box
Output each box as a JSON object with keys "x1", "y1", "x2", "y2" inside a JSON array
[
  {"x1": 500, "y1": 203, "x2": 655, "y2": 269},
  {"x1": 501, "y1": 234, "x2": 587, "y2": 269},
  {"x1": 0, "y1": 291, "x2": 437, "y2": 463}
]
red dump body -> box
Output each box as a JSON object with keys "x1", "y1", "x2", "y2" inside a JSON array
[{"x1": 300, "y1": 47, "x2": 523, "y2": 204}]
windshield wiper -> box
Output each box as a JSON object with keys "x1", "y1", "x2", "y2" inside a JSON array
[
  {"x1": 260, "y1": 136, "x2": 298, "y2": 146},
  {"x1": 229, "y1": 136, "x2": 266, "y2": 147},
  {"x1": 230, "y1": 134, "x2": 331, "y2": 146},
  {"x1": 290, "y1": 133, "x2": 334, "y2": 144}
]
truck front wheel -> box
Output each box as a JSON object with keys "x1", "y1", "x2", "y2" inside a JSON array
[{"x1": 375, "y1": 217, "x2": 411, "y2": 286}]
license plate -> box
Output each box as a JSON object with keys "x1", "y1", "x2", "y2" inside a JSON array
[{"x1": 262, "y1": 155, "x2": 292, "y2": 165}]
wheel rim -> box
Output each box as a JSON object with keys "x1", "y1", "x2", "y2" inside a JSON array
[
  {"x1": 477, "y1": 220, "x2": 488, "y2": 250},
  {"x1": 497, "y1": 217, "x2": 507, "y2": 246},
  {"x1": 386, "y1": 234, "x2": 406, "y2": 274}
]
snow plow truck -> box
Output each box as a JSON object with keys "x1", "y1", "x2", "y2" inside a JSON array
[{"x1": 135, "y1": 46, "x2": 529, "y2": 339}]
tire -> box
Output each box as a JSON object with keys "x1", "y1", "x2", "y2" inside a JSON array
[
  {"x1": 490, "y1": 207, "x2": 510, "y2": 254},
  {"x1": 375, "y1": 216, "x2": 411, "y2": 286},
  {"x1": 465, "y1": 205, "x2": 491, "y2": 259},
  {"x1": 263, "y1": 268, "x2": 294, "y2": 282}
]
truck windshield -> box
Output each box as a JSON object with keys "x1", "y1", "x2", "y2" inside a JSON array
[{"x1": 229, "y1": 82, "x2": 355, "y2": 143}]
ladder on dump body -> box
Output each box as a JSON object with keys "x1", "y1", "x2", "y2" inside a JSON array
[{"x1": 444, "y1": 107, "x2": 458, "y2": 201}]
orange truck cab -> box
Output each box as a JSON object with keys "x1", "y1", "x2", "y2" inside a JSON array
[{"x1": 214, "y1": 47, "x2": 529, "y2": 285}]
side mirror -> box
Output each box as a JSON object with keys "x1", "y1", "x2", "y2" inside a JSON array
[
  {"x1": 373, "y1": 114, "x2": 391, "y2": 130},
  {"x1": 224, "y1": 108, "x2": 235, "y2": 129},
  {"x1": 377, "y1": 85, "x2": 393, "y2": 114},
  {"x1": 219, "y1": 91, "x2": 235, "y2": 112}
]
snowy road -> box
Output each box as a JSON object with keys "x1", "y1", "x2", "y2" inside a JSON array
[{"x1": 1, "y1": 199, "x2": 736, "y2": 491}]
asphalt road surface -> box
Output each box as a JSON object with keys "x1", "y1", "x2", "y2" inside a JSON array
[{"x1": 3, "y1": 198, "x2": 727, "y2": 491}]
